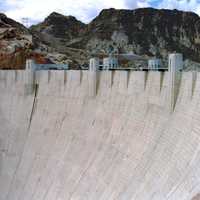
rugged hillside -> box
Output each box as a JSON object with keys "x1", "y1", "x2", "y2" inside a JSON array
[
  {"x1": 0, "y1": 13, "x2": 28, "y2": 32},
  {"x1": 2, "y1": 8, "x2": 200, "y2": 68},
  {"x1": 84, "y1": 8, "x2": 200, "y2": 61},
  {"x1": 30, "y1": 12, "x2": 86, "y2": 52},
  {"x1": 0, "y1": 13, "x2": 32, "y2": 69},
  {"x1": 31, "y1": 8, "x2": 200, "y2": 63},
  {"x1": 0, "y1": 13, "x2": 76, "y2": 69}
]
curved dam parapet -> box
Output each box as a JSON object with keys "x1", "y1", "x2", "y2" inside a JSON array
[{"x1": 0, "y1": 70, "x2": 200, "y2": 200}]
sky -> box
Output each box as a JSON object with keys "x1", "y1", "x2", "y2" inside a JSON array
[{"x1": 1, "y1": 0, "x2": 200, "y2": 25}]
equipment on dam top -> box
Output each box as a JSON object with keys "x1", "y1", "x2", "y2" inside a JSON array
[
  {"x1": 103, "y1": 56, "x2": 119, "y2": 69},
  {"x1": 89, "y1": 52, "x2": 146, "y2": 70},
  {"x1": 148, "y1": 58, "x2": 162, "y2": 70},
  {"x1": 25, "y1": 59, "x2": 69, "y2": 71},
  {"x1": 89, "y1": 55, "x2": 118, "y2": 70},
  {"x1": 89, "y1": 53, "x2": 171, "y2": 71}
]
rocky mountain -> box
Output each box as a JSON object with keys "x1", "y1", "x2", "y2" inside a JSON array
[
  {"x1": 0, "y1": 13, "x2": 28, "y2": 32},
  {"x1": 30, "y1": 12, "x2": 87, "y2": 67},
  {"x1": 2, "y1": 7, "x2": 200, "y2": 69},
  {"x1": 0, "y1": 13, "x2": 74, "y2": 69},
  {"x1": 0, "y1": 13, "x2": 32, "y2": 69},
  {"x1": 31, "y1": 8, "x2": 200, "y2": 64},
  {"x1": 84, "y1": 8, "x2": 200, "y2": 61},
  {"x1": 30, "y1": 12, "x2": 85, "y2": 51}
]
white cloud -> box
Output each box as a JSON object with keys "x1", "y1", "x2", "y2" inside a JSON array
[
  {"x1": 3, "y1": 0, "x2": 200, "y2": 25},
  {"x1": 123, "y1": 0, "x2": 150, "y2": 8},
  {"x1": 158, "y1": 0, "x2": 200, "y2": 15},
  {"x1": 4, "y1": 0, "x2": 151, "y2": 25}
]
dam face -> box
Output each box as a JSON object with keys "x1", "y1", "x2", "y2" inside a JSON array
[{"x1": 0, "y1": 70, "x2": 200, "y2": 200}]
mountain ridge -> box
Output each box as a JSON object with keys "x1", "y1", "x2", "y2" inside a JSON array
[
  {"x1": 1, "y1": 7, "x2": 200, "y2": 68},
  {"x1": 31, "y1": 7, "x2": 200, "y2": 63}
]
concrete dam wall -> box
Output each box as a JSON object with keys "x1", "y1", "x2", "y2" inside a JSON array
[{"x1": 0, "y1": 70, "x2": 200, "y2": 200}]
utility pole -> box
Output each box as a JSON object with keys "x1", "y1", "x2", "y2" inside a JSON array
[{"x1": 21, "y1": 17, "x2": 30, "y2": 28}]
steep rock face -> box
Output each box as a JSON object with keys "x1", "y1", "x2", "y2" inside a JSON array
[
  {"x1": 0, "y1": 14, "x2": 32, "y2": 69},
  {"x1": 82, "y1": 8, "x2": 200, "y2": 61},
  {"x1": 0, "y1": 13, "x2": 87, "y2": 69},
  {"x1": 32, "y1": 8, "x2": 200, "y2": 62},
  {"x1": 2, "y1": 8, "x2": 200, "y2": 68},
  {"x1": 30, "y1": 12, "x2": 86, "y2": 52},
  {"x1": 0, "y1": 13, "x2": 28, "y2": 33}
]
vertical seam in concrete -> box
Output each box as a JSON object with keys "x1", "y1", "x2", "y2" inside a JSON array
[
  {"x1": 144, "y1": 71, "x2": 149, "y2": 90},
  {"x1": 127, "y1": 70, "x2": 130, "y2": 88},
  {"x1": 96, "y1": 71, "x2": 101, "y2": 95},
  {"x1": 173, "y1": 72, "x2": 182, "y2": 111},
  {"x1": 28, "y1": 84, "x2": 38, "y2": 130},
  {"x1": 48, "y1": 71, "x2": 51, "y2": 83},
  {"x1": 64, "y1": 71, "x2": 67, "y2": 85},
  {"x1": 79, "y1": 70, "x2": 82, "y2": 85},
  {"x1": 192, "y1": 71, "x2": 197, "y2": 98},
  {"x1": 15, "y1": 70, "x2": 18, "y2": 82},
  {"x1": 160, "y1": 71, "x2": 164, "y2": 92},
  {"x1": 111, "y1": 70, "x2": 115, "y2": 88},
  {"x1": 5, "y1": 71, "x2": 7, "y2": 87}
]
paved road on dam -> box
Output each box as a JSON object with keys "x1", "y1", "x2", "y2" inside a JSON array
[{"x1": 0, "y1": 70, "x2": 200, "y2": 200}]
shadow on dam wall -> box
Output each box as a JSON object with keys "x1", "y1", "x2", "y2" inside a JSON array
[{"x1": 0, "y1": 70, "x2": 200, "y2": 200}]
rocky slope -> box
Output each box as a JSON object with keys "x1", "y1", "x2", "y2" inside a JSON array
[
  {"x1": 0, "y1": 13, "x2": 74, "y2": 69},
  {"x1": 30, "y1": 12, "x2": 87, "y2": 67},
  {"x1": 0, "y1": 13, "x2": 32, "y2": 69},
  {"x1": 30, "y1": 12, "x2": 85, "y2": 52},
  {"x1": 2, "y1": 8, "x2": 200, "y2": 69},
  {"x1": 31, "y1": 8, "x2": 200, "y2": 64},
  {"x1": 84, "y1": 8, "x2": 200, "y2": 61}
]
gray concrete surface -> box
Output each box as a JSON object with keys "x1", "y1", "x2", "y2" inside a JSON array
[{"x1": 0, "y1": 70, "x2": 200, "y2": 200}]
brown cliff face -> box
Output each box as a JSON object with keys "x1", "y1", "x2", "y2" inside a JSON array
[
  {"x1": 0, "y1": 51, "x2": 27, "y2": 69},
  {"x1": 0, "y1": 14, "x2": 32, "y2": 69}
]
